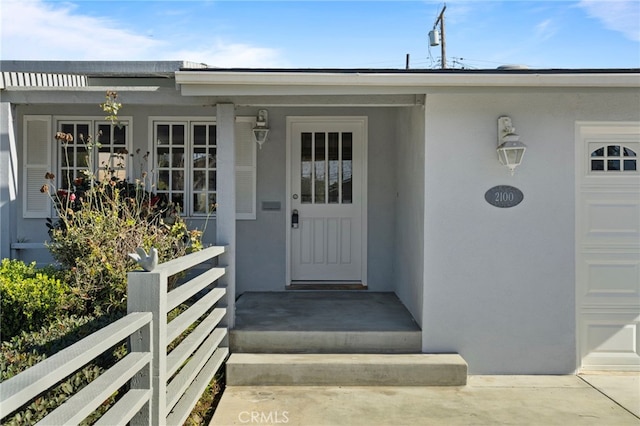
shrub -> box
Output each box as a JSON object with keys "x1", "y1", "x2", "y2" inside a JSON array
[
  {"x1": 46, "y1": 193, "x2": 202, "y2": 314},
  {"x1": 1, "y1": 313, "x2": 125, "y2": 425},
  {"x1": 2, "y1": 91, "x2": 213, "y2": 424},
  {"x1": 0, "y1": 259, "x2": 78, "y2": 340},
  {"x1": 41, "y1": 91, "x2": 203, "y2": 315},
  {"x1": 1, "y1": 307, "x2": 219, "y2": 425}
]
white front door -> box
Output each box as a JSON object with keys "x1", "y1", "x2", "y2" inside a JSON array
[
  {"x1": 287, "y1": 117, "x2": 367, "y2": 284},
  {"x1": 576, "y1": 122, "x2": 640, "y2": 371}
]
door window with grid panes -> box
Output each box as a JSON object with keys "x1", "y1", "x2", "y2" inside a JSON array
[{"x1": 300, "y1": 131, "x2": 353, "y2": 205}]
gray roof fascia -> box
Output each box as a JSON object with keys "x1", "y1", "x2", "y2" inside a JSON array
[
  {"x1": 179, "y1": 67, "x2": 640, "y2": 74},
  {"x1": 0, "y1": 60, "x2": 206, "y2": 77},
  {"x1": 175, "y1": 68, "x2": 640, "y2": 96},
  {"x1": 0, "y1": 85, "x2": 203, "y2": 106}
]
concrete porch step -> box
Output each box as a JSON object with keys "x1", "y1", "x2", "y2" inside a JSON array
[
  {"x1": 230, "y1": 330, "x2": 421, "y2": 354},
  {"x1": 231, "y1": 292, "x2": 422, "y2": 353},
  {"x1": 226, "y1": 353, "x2": 468, "y2": 386}
]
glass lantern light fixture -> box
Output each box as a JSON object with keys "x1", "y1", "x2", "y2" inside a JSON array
[
  {"x1": 252, "y1": 109, "x2": 269, "y2": 149},
  {"x1": 497, "y1": 116, "x2": 527, "y2": 175}
]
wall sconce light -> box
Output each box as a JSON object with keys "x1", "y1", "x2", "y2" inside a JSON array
[
  {"x1": 252, "y1": 109, "x2": 269, "y2": 149},
  {"x1": 497, "y1": 116, "x2": 527, "y2": 175}
]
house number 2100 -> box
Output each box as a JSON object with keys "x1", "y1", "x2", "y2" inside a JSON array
[
  {"x1": 485, "y1": 185, "x2": 524, "y2": 208},
  {"x1": 495, "y1": 192, "x2": 515, "y2": 203}
]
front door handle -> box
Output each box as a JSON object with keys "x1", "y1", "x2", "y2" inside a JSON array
[{"x1": 292, "y1": 209, "x2": 299, "y2": 229}]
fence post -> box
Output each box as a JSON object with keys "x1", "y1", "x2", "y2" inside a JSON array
[{"x1": 128, "y1": 269, "x2": 168, "y2": 426}]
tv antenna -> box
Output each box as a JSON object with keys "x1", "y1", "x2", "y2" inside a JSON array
[{"x1": 429, "y1": 4, "x2": 447, "y2": 69}]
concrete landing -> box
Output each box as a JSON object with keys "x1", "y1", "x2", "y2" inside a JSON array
[
  {"x1": 230, "y1": 292, "x2": 421, "y2": 353},
  {"x1": 226, "y1": 353, "x2": 467, "y2": 386},
  {"x1": 211, "y1": 375, "x2": 640, "y2": 425}
]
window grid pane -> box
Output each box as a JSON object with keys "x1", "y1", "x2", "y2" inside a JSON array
[
  {"x1": 314, "y1": 132, "x2": 326, "y2": 204},
  {"x1": 301, "y1": 133, "x2": 313, "y2": 204},
  {"x1": 57, "y1": 121, "x2": 130, "y2": 196},
  {"x1": 299, "y1": 131, "x2": 354, "y2": 205},
  {"x1": 624, "y1": 160, "x2": 637, "y2": 171},
  {"x1": 155, "y1": 123, "x2": 186, "y2": 213},
  {"x1": 590, "y1": 144, "x2": 638, "y2": 172},
  {"x1": 96, "y1": 123, "x2": 128, "y2": 182},
  {"x1": 58, "y1": 122, "x2": 91, "y2": 190},
  {"x1": 342, "y1": 132, "x2": 353, "y2": 204},
  {"x1": 328, "y1": 133, "x2": 340, "y2": 204},
  {"x1": 191, "y1": 124, "x2": 217, "y2": 215}
]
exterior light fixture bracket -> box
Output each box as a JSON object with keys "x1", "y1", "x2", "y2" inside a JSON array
[{"x1": 252, "y1": 109, "x2": 269, "y2": 148}]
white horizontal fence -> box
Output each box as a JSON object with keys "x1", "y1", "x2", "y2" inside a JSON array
[
  {"x1": 0, "y1": 245, "x2": 229, "y2": 425},
  {"x1": 0, "y1": 313, "x2": 153, "y2": 425},
  {"x1": 129, "y1": 245, "x2": 229, "y2": 426}
]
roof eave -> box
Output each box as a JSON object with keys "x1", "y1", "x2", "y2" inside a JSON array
[
  {"x1": 175, "y1": 70, "x2": 640, "y2": 96},
  {"x1": 0, "y1": 60, "x2": 207, "y2": 77}
]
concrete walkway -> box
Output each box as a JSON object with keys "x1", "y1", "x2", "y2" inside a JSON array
[{"x1": 210, "y1": 374, "x2": 640, "y2": 425}]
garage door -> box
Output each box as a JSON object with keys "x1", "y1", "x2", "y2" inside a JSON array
[{"x1": 576, "y1": 122, "x2": 640, "y2": 371}]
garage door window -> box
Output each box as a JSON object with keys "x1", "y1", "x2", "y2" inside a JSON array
[{"x1": 590, "y1": 144, "x2": 637, "y2": 172}]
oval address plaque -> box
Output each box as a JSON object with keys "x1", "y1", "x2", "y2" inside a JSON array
[{"x1": 485, "y1": 185, "x2": 524, "y2": 208}]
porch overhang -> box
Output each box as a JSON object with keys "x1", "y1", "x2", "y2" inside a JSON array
[{"x1": 175, "y1": 68, "x2": 640, "y2": 97}]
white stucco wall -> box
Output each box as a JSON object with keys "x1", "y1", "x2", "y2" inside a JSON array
[
  {"x1": 422, "y1": 88, "x2": 640, "y2": 374},
  {"x1": 393, "y1": 106, "x2": 426, "y2": 326}
]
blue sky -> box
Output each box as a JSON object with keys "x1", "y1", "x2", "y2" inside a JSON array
[{"x1": 1, "y1": 0, "x2": 638, "y2": 69}]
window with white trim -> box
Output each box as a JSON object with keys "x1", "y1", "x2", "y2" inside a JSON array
[
  {"x1": 22, "y1": 115, "x2": 256, "y2": 220},
  {"x1": 590, "y1": 143, "x2": 637, "y2": 172},
  {"x1": 152, "y1": 118, "x2": 257, "y2": 219},
  {"x1": 154, "y1": 121, "x2": 217, "y2": 216},
  {"x1": 56, "y1": 119, "x2": 131, "y2": 189}
]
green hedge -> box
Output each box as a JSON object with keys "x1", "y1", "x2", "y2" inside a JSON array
[{"x1": 0, "y1": 259, "x2": 78, "y2": 340}]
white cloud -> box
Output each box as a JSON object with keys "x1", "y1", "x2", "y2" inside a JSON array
[
  {"x1": 579, "y1": 0, "x2": 640, "y2": 42},
  {"x1": 0, "y1": 0, "x2": 285, "y2": 66},
  {"x1": 168, "y1": 40, "x2": 288, "y2": 68},
  {"x1": 534, "y1": 19, "x2": 557, "y2": 42},
  {"x1": 423, "y1": 0, "x2": 481, "y2": 26},
  {"x1": 0, "y1": 0, "x2": 163, "y2": 59},
  {"x1": 535, "y1": 19, "x2": 557, "y2": 41}
]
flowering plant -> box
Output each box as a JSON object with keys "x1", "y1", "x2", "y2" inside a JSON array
[{"x1": 40, "y1": 91, "x2": 202, "y2": 314}]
